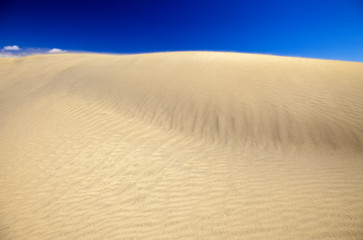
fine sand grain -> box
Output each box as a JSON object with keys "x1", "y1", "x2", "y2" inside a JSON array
[{"x1": 0, "y1": 52, "x2": 362, "y2": 239}]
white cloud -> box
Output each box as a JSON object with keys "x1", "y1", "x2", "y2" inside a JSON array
[
  {"x1": 3, "y1": 45, "x2": 21, "y2": 50},
  {"x1": 48, "y1": 48, "x2": 66, "y2": 53},
  {"x1": 0, "y1": 47, "x2": 70, "y2": 57}
]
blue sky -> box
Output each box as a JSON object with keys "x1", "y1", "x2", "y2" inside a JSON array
[{"x1": 0, "y1": 0, "x2": 362, "y2": 61}]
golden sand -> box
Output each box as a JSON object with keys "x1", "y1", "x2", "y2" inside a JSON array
[{"x1": 0, "y1": 52, "x2": 362, "y2": 239}]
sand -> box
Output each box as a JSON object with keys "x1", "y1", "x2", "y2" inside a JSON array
[{"x1": 0, "y1": 51, "x2": 362, "y2": 239}]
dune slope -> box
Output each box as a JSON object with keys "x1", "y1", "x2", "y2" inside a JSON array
[{"x1": 0, "y1": 52, "x2": 363, "y2": 239}]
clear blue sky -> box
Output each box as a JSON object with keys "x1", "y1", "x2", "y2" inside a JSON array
[{"x1": 1, "y1": 0, "x2": 362, "y2": 61}]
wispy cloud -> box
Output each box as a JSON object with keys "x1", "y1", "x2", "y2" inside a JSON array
[
  {"x1": 3, "y1": 45, "x2": 21, "y2": 50},
  {"x1": 48, "y1": 48, "x2": 66, "y2": 53},
  {"x1": 0, "y1": 46, "x2": 70, "y2": 57}
]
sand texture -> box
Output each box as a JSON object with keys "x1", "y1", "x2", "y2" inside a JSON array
[{"x1": 0, "y1": 52, "x2": 363, "y2": 239}]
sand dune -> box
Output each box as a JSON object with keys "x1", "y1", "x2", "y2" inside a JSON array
[{"x1": 0, "y1": 52, "x2": 362, "y2": 239}]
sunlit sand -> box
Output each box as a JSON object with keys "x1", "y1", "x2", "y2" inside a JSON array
[{"x1": 1, "y1": 52, "x2": 362, "y2": 239}]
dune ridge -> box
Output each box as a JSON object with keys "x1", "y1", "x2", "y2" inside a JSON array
[
  {"x1": 0, "y1": 52, "x2": 363, "y2": 239},
  {"x1": 1, "y1": 52, "x2": 362, "y2": 151}
]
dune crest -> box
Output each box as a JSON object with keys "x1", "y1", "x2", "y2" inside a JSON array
[
  {"x1": 2, "y1": 52, "x2": 362, "y2": 151},
  {"x1": 1, "y1": 52, "x2": 363, "y2": 239}
]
